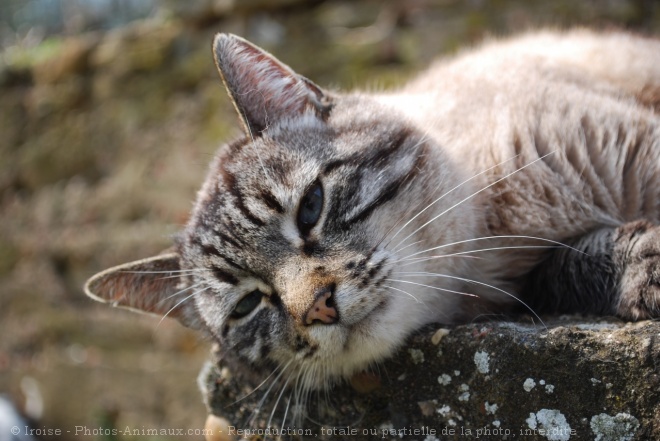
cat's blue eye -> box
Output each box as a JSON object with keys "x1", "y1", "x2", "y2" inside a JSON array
[
  {"x1": 297, "y1": 181, "x2": 323, "y2": 235},
  {"x1": 230, "y1": 290, "x2": 264, "y2": 319}
]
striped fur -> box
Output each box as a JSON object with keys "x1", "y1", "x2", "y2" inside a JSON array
[{"x1": 86, "y1": 30, "x2": 660, "y2": 400}]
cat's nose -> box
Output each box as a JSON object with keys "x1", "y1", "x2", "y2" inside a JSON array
[{"x1": 304, "y1": 285, "x2": 338, "y2": 325}]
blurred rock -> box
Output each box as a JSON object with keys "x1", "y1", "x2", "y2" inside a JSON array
[
  {"x1": 17, "y1": 113, "x2": 100, "y2": 190},
  {"x1": 162, "y1": 0, "x2": 236, "y2": 24},
  {"x1": 0, "y1": 237, "x2": 19, "y2": 276},
  {"x1": 162, "y1": 0, "x2": 312, "y2": 25},
  {"x1": 26, "y1": 76, "x2": 88, "y2": 117},
  {"x1": 90, "y1": 21, "x2": 181, "y2": 78},
  {"x1": 233, "y1": 0, "x2": 314, "y2": 13},
  {"x1": 32, "y1": 34, "x2": 99, "y2": 85}
]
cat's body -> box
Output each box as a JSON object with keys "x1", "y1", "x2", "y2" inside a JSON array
[
  {"x1": 86, "y1": 29, "x2": 660, "y2": 395},
  {"x1": 381, "y1": 30, "x2": 660, "y2": 300}
]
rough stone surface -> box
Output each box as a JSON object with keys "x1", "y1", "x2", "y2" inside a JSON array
[{"x1": 200, "y1": 318, "x2": 660, "y2": 440}]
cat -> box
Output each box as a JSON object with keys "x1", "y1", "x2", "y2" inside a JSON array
[{"x1": 85, "y1": 29, "x2": 660, "y2": 394}]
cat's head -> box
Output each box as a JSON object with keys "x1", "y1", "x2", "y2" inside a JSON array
[{"x1": 85, "y1": 34, "x2": 477, "y2": 390}]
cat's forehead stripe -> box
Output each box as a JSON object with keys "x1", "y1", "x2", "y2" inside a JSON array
[
  {"x1": 220, "y1": 160, "x2": 267, "y2": 226},
  {"x1": 200, "y1": 242, "x2": 230, "y2": 262},
  {"x1": 258, "y1": 188, "x2": 285, "y2": 214},
  {"x1": 330, "y1": 132, "x2": 425, "y2": 227},
  {"x1": 211, "y1": 266, "x2": 239, "y2": 285},
  {"x1": 322, "y1": 158, "x2": 351, "y2": 175},
  {"x1": 322, "y1": 127, "x2": 414, "y2": 175},
  {"x1": 215, "y1": 230, "x2": 243, "y2": 251}
]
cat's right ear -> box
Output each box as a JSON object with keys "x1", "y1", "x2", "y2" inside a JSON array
[
  {"x1": 84, "y1": 253, "x2": 203, "y2": 331},
  {"x1": 212, "y1": 33, "x2": 332, "y2": 136}
]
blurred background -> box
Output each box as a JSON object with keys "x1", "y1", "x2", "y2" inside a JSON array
[{"x1": 1, "y1": 0, "x2": 659, "y2": 440}]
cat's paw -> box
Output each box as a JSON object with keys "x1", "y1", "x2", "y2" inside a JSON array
[{"x1": 615, "y1": 221, "x2": 660, "y2": 320}]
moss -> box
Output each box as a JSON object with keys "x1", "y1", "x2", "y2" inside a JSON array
[{"x1": 2, "y1": 37, "x2": 65, "y2": 71}]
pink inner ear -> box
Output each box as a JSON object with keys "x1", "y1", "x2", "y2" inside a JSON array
[
  {"x1": 85, "y1": 253, "x2": 187, "y2": 319},
  {"x1": 85, "y1": 253, "x2": 204, "y2": 330},
  {"x1": 97, "y1": 271, "x2": 178, "y2": 316},
  {"x1": 215, "y1": 34, "x2": 323, "y2": 133},
  {"x1": 236, "y1": 47, "x2": 310, "y2": 116}
]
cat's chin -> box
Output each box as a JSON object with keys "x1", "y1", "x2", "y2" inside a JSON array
[{"x1": 296, "y1": 295, "x2": 438, "y2": 389}]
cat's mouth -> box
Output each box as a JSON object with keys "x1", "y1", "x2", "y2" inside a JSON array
[
  {"x1": 303, "y1": 296, "x2": 389, "y2": 348},
  {"x1": 357, "y1": 297, "x2": 390, "y2": 324},
  {"x1": 346, "y1": 298, "x2": 389, "y2": 339},
  {"x1": 287, "y1": 296, "x2": 398, "y2": 387}
]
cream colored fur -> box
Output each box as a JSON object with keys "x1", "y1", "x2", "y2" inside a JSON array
[{"x1": 377, "y1": 29, "x2": 660, "y2": 299}]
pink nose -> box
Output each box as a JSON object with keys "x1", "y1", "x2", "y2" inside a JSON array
[{"x1": 304, "y1": 287, "x2": 338, "y2": 325}]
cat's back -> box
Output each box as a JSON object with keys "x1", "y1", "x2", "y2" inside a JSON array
[
  {"x1": 393, "y1": 29, "x2": 660, "y2": 148},
  {"x1": 378, "y1": 29, "x2": 660, "y2": 275},
  {"x1": 405, "y1": 29, "x2": 660, "y2": 104}
]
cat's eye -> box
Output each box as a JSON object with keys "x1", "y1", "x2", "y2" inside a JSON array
[
  {"x1": 230, "y1": 290, "x2": 264, "y2": 319},
  {"x1": 297, "y1": 181, "x2": 323, "y2": 235}
]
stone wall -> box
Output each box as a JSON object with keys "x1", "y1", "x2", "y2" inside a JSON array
[{"x1": 201, "y1": 319, "x2": 660, "y2": 440}]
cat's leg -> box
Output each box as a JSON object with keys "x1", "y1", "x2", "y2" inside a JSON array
[
  {"x1": 613, "y1": 221, "x2": 660, "y2": 319},
  {"x1": 524, "y1": 220, "x2": 660, "y2": 319}
]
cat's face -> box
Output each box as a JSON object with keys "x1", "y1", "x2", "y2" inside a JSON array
[
  {"x1": 181, "y1": 96, "x2": 438, "y2": 386},
  {"x1": 85, "y1": 34, "x2": 478, "y2": 391}
]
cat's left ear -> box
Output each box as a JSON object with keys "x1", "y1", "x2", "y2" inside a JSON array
[
  {"x1": 212, "y1": 33, "x2": 332, "y2": 136},
  {"x1": 84, "y1": 252, "x2": 203, "y2": 330}
]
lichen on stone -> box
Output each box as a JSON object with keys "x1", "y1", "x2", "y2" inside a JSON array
[
  {"x1": 590, "y1": 413, "x2": 640, "y2": 441},
  {"x1": 437, "y1": 374, "x2": 452, "y2": 385},
  {"x1": 473, "y1": 350, "x2": 490, "y2": 374},
  {"x1": 485, "y1": 402, "x2": 498, "y2": 415},
  {"x1": 526, "y1": 409, "x2": 572, "y2": 441},
  {"x1": 523, "y1": 378, "x2": 536, "y2": 392},
  {"x1": 408, "y1": 348, "x2": 425, "y2": 364}
]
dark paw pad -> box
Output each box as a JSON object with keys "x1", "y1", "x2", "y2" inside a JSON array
[{"x1": 615, "y1": 221, "x2": 660, "y2": 319}]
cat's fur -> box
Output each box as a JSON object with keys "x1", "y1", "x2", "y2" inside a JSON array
[{"x1": 85, "y1": 29, "x2": 660, "y2": 391}]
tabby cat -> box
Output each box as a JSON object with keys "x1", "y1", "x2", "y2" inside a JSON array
[{"x1": 85, "y1": 30, "x2": 660, "y2": 392}]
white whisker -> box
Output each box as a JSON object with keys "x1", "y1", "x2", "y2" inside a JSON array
[
  {"x1": 382, "y1": 284, "x2": 423, "y2": 303},
  {"x1": 389, "y1": 239, "x2": 424, "y2": 256},
  {"x1": 398, "y1": 245, "x2": 561, "y2": 266},
  {"x1": 281, "y1": 390, "x2": 293, "y2": 432},
  {"x1": 120, "y1": 268, "x2": 204, "y2": 282},
  {"x1": 121, "y1": 269, "x2": 203, "y2": 274},
  {"x1": 303, "y1": 364, "x2": 315, "y2": 420},
  {"x1": 292, "y1": 367, "x2": 309, "y2": 414},
  {"x1": 267, "y1": 370, "x2": 293, "y2": 431},
  {"x1": 158, "y1": 285, "x2": 209, "y2": 327},
  {"x1": 159, "y1": 281, "x2": 205, "y2": 304},
  {"x1": 397, "y1": 234, "x2": 584, "y2": 262},
  {"x1": 155, "y1": 274, "x2": 195, "y2": 280},
  {"x1": 371, "y1": 129, "x2": 438, "y2": 249},
  {"x1": 292, "y1": 366, "x2": 311, "y2": 428},
  {"x1": 384, "y1": 278, "x2": 479, "y2": 298},
  {"x1": 392, "y1": 152, "x2": 555, "y2": 252},
  {"x1": 230, "y1": 361, "x2": 286, "y2": 406},
  {"x1": 395, "y1": 271, "x2": 546, "y2": 328},
  {"x1": 292, "y1": 366, "x2": 306, "y2": 425},
  {"x1": 386, "y1": 154, "x2": 520, "y2": 251},
  {"x1": 241, "y1": 94, "x2": 278, "y2": 190},
  {"x1": 249, "y1": 359, "x2": 293, "y2": 426}
]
